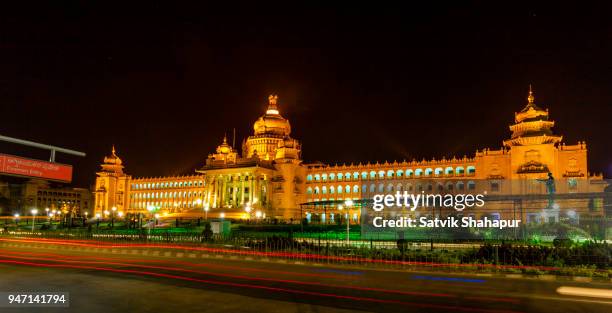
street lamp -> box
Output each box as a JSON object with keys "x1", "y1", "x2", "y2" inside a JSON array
[
  {"x1": 204, "y1": 204, "x2": 209, "y2": 220},
  {"x1": 245, "y1": 203, "x2": 252, "y2": 220},
  {"x1": 111, "y1": 206, "x2": 117, "y2": 228},
  {"x1": 13, "y1": 213, "x2": 19, "y2": 226},
  {"x1": 343, "y1": 199, "x2": 354, "y2": 244},
  {"x1": 45, "y1": 207, "x2": 50, "y2": 216},
  {"x1": 220, "y1": 212, "x2": 225, "y2": 219},
  {"x1": 30, "y1": 209, "x2": 38, "y2": 232},
  {"x1": 154, "y1": 213, "x2": 160, "y2": 228}
]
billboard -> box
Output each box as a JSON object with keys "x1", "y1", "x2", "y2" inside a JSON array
[{"x1": 0, "y1": 153, "x2": 72, "y2": 183}]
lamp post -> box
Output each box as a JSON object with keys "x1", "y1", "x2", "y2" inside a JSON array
[
  {"x1": 14, "y1": 213, "x2": 19, "y2": 227},
  {"x1": 30, "y1": 209, "x2": 38, "y2": 232},
  {"x1": 111, "y1": 206, "x2": 117, "y2": 228},
  {"x1": 95, "y1": 213, "x2": 101, "y2": 228},
  {"x1": 344, "y1": 199, "x2": 354, "y2": 245},
  {"x1": 245, "y1": 203, "x2": 252, "y2": 221},
  {"x1": 204, "y1": 204, "x2": 209, "y2": 221}
]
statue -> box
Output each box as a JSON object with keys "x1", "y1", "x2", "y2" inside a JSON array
[{"x1": 538, "y1": 172, "x2": 556, "y2": 209}]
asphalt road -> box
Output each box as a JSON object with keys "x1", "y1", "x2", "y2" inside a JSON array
[{"x1": 0, "y1": 238, "x2": 610, "y2": 313}]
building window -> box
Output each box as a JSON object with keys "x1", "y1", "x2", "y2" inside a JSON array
[
  {"x1": 490, "y1": 182, "x2": 500, "y2": 192},
  {"x1": 467, "y1": 181, "x2": 476, "y2": 190}
]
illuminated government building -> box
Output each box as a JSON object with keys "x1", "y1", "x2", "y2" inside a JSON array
[{"x1": 94, "y1": 89, "x2": 606, "y2": 223}]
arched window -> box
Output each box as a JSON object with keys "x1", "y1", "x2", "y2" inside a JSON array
[
  {"x1": 445, "y1": 167, "x2": 454, "y2": 175},
  {"x1": 322, "y1": 186, "x2": 328, "y2": 194},
  {"x1": 455, "y1": 167, "x2": 465, "y2": 175},
  {"x1": 386, "y1": 184, "x2": 394, "y2": 192},
  {"x1": 396, "y1": 170, "x2": 404, "y2": 178},
  {"x1": 345, "y1": 173, "x2": 351, "y2": 181},
  {"x1": 427, "y1": 184, "x2": 433, "y2": 192},
  {"x1": 369, "y1": 171, "x2": 376, "y2": 179},
  {"x1": 406, "y1": 183, "x2": 413, "y2": 192},
  {"x1": 378, "y1": 171, "x2": 385, "y2": 179},
  {"x1": 337, "y1": 185, "x2": 343, "y2": 194},
  {"x1": 425, "y1": 168, "x2": 433, "y2": 176},
  {"x1": 397, "y1": 183, "x2": 403, "y2": 192},
  {"x1": 330, "y1": 173, "x2": 336, "y2": 181},
  {"x1": 369, "y1": 184, "x2": 376, "y2": 193},
  {"x1": 387, "y1": 170, "x2": 394, "y2": 178},
  {"x1": 406, "y1": 169, "x2": 414, "y2": 177},
  {"x1": 467, "y1": 181, "x2": 476, "y2": 190},
  {"x1": 314, "y1": 174, "x2": 321, "y2": 181},
  {"x1": 361, "y1": 172, "x2": 368, "y2": 180},
  {"x1": 322, "y1": 174, "x2": 328, "y2": 181},
  {"x1": 378, "y1": 183, "x2": 384, "y2": 193},
  {"x1": 437, "y1": 183, "x2": 443, "y2": 192},
  {"x1": 337, "y1": 173, "x2": 343, "y2": 181},
  {"x1": 345, "y1": 185, "x2": 350, "y2": 193},
  {"x1": 353, "y1": 185, "x2": 359, "y2": 193},
  {"x1": 353, "y1": 172, "x2": 359, "y2": 180},
  {"x1": 467, "y1": 166, "x2": 476, "y2": 175},
  {"x1": 417, "y1": 184, "x2": 423, "y2": 192},
  {"x1": 446, "y1": 182, "x2": 454, "y2": 191},
  {"x1": 434, "y1": 168, "x2": 443, "y2": 176},
  {"x1": 314, "y1": 187, "x2": 320, "y2": 194},
  {"x1": 330, "y1": 186, "x2": 335, "y2": 194},
  {"x1": 415, "y1": 169, "x2": 423, "y2": 177}
]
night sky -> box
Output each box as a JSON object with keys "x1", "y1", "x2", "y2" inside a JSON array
[{"x1": 1, "y1": 2, "x2": 611, "y2": 188}]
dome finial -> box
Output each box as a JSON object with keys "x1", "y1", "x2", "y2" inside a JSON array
[
  {"x1": 268, "y1": 94, "x2": 278, "y2": 105},
  {"x1": 266, "y1": 94, "x2": 279, "y2": 115},
  {"x1": 223, "y1": 133, "x2": 227, "y2": 144},
  {"x1": 111, "y1": 145, "x2": 117, "y2": 156},
  {"x1": 527, "y1": 84, "x2": 535, "y2": 105}
]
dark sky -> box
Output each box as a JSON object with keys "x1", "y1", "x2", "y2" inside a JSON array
[{"x1": 1, "y1": 2, "x2": 611, "y2": 188}]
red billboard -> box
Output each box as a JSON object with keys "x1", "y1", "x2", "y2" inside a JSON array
[{"x1": 0, "y1": 153, "x2": 73, "y2": 183}]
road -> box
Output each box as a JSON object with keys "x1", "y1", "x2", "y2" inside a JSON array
[{"x1": 0, "y1": 238, "x2": 610, "y2": 313}]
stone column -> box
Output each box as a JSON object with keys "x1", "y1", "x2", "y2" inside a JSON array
[{"x1": 241, "y1": 175, "x2": 245, "y2": 204}]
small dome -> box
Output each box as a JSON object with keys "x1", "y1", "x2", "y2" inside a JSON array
[
  {"x1": 216, "y1": 135, "x2": 233, "y2": 154},
  {"x1": 253, "y1": 95, "x2": 291, "y2": 136},
  {"x1": 103, "y1": 146, "x2": 122, "y2": 165}
]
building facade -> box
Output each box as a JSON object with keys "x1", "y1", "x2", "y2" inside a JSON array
[
  {"x1": 94, "y1": 89, "x2": 607, "y2": 223},
  {"x1": 0, "y1": 177, "x2": 93, "y2": 217}
]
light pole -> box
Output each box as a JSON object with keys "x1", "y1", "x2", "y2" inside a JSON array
[
  {"x1": 245, "y1": 203, "x2": 252, "y2": 221},
  {"x1": 14, "y1": 213, "x2": 19, "y2": 227},
  {"x1": 30, "y1": 209, "x2": 38, "y2": 232},
  {"x1": 204, "y1": 204, "x2": 209, "y2": 220},
  {"x1": 344, "y1": 199, "x2": 354, "y2": 245},
  {"x1": 95, "y1": 213, "x2": 101, "y2": 228},
  {"x1": 111, "y1": 206, "x2": 117, "y2": 228}
]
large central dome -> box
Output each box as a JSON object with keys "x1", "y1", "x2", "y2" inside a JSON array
[{"x1": 253, "y1": 95, "x2": 291, "y2": 137}]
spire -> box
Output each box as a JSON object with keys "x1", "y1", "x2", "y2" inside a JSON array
[
  {"x1": 111, "y1": 145, "x2": 117, "y2": 157},
  {"x1": 222, "y1": 134, "x2": 228, "y2": 145},
  {"x1": 266, "y1": 94, "x2": 279, "y2": 115},
  {"x1": 527, "y1": 84, "x2": 535, "y2": 105}
]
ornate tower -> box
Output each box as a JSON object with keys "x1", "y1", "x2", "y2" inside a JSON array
[
  {"x1": 503, "y1": 86, "x2": 586, "y2": 179},
  {"x1": 243, "y1": 95, "x2": 299, "y2": 161},
  {"x1": 94, "y1": 146, "x2": 131, "y2": 215},
  {"x1": 242, "y1": 95, "x2": 305, "y2": 219}
]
